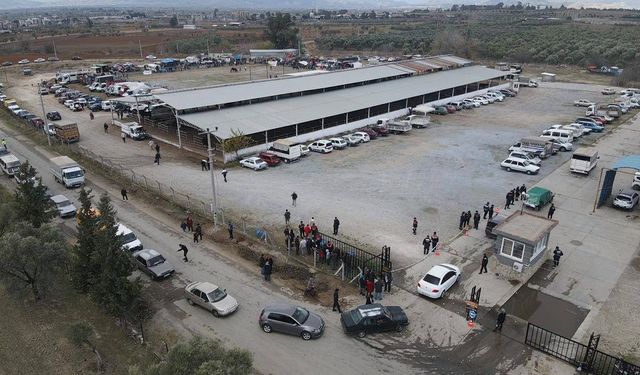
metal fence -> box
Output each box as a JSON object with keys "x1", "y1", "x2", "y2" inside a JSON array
[{"x1": 525, "y1": 323, "x2": 639, "y2": 375}]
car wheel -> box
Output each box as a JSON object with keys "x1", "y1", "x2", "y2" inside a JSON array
[
  {"x1": 301, "y1": 331, "x2": 312, "y2": 340},
  {"x1": 559, "y1": 147, "x2": 566, "y2": 152},
  {"x1": 187, "y1": 298, "x2": 194, "y2": 306},
  {"x1": 440, "y1": 288, "x2": 447, "y2": 298},
  {"x1": 396, "y1": 324, "x2": 405, "y2": 333},
  {"x1": 357, "y1": 330, "x2": 367, "y2": 338},
  {"x1": 212, "y1": 309, "x2": 219, "y2": 318},
  {"x1": 526, "y1": 170, "x2": 532, "y2": 175},
  {"x1": 262, "y1": 323, "x2": 272, "y2": 333},
  {"x1": 506, "y1": 167, "x2": 512, "y2": 172}
]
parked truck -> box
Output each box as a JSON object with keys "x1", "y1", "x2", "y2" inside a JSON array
[
  {"x1": 53, "y1": 123, "x2": 80, "y2": 143},
  {"x1": 586, "y1": 104, "x2": 619, "y2": 118},
  {"x1": 267, "y1": 139, "x2": 302, "y2": 163},
  {"x1": 50, "y1": 156, "x2": 85, "y2": 188},
  {"x1": 407, "y1": 114, "x2": 431, "y2": 128},
  {"x1": 518, "y1": 76, "x2": 539, "y2": 87},
  {"x1": 115, "y1": 121, "x2": 150, "y2": 140},
  {"x1": 570, "y1": 148, "x2": 599, "y2": 175}
]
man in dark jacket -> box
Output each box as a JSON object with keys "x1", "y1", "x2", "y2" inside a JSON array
[
  {"x1": 473, "y1": 211, "x2": 481, "y2": 230},
  {"x1": 489, "y1": 205, "x2": 495, "y2": 219},
  {"x1": 422, "y1": 236, "x2": 431, "y2": 255},
  {"x1": 548, "y1": 203, "x2": 556, "y2": 219},
  {"x1": 483, "y1": 202, "x2": 490, "y2": 219},
  {"x1": 494, "y1": 309, "x2": 507, "y2": 332},
  {"x1": 333, "y1": 217, "x2": 340, "y2": 235},
  {"x1": 333, "y1": 288, "x2": 341, "y2": 313},
  {"x1": 480, "y1": 254, "x2": 489, "y2": 274},
  {"x1": 459, "y1": 211, "x2": 466, "y2": 230},
  {"x1": 383, "y1": 270, "x2": 393, "y2": 293},
  {"x1": 177, "y1": 244, "x2": 189, "y2": 262},
  {"x1": 553, "y1": 246, "x2": 564, "y2": 266}
]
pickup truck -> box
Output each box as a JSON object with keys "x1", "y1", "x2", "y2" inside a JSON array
[
  {"x1": 267, "y1": 139, "x2": 301, "y2": 163},
  {"x1": 386, "y1": 120, "x2": 412, "y2": 133},
  {"x1": 50, "y1": 156, "x2": 85, "y2": 188}
]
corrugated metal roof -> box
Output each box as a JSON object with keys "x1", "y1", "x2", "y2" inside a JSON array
[
  {"x1": 178, "y1": 65, "x2": 505, "y2": 139},
  {"x1": 155, "y1": 64, "x2": 415, "y2": 111},
  {"x1": 439, "y1": 55, "x2": 473, "y2": 66}
]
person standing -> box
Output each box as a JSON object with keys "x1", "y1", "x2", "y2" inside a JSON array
[
  {"x1": 412, "y1": 217, "x2": 418, "y2": 235},
  {"x1": 103, "y1": 122, "x2": 109, "y2": 134},
  {"x1": 177, "y1": 244, "x2": 189, "y2": 262},
  {"x1": 222, "y1": 169, "x2": 228, "y2": 183},
  {"x1": 228, "y1": 222, "x2": 234, "y2": 239},
  {"x1": 186, "y1": 215, "x2": 193, "y2": 232},
  {"x1": 494, "y1": 309, "x2": 507, "y2": 332},
  {"x1": 121, "y1": 188, "x2": 128, "y2": 200},
  {"x1": 520, "y1": 184, "x2": 527, "y2": 196},
  {"x1": 201, "y1": 160, "x2": 207, "y2": 171},
  {"x1": 366, "y1": 293, "x2": 374, "y2": 305},
  {"x1": 383, "y1": 269, "x2": 393, "y2": 293},
  {"x1": 465, "y1": 211, "x2": 472, "y2": 228},
  {"x1": 505, "y1": 191, "x2": 511, "y2": 209},
  {"x1": 552, "y1": 246, "x2": 563, "y2": 266},
  {"x1": 121, "y1": 132, "x2": 126, "y2": 143},
  {"x1": 333, "y1": 288, "x2": 341, "y2": 313},
  {"x1": 459, "y1": 211, "x2": 466, "y2": 230},
  {"x1": 365, "y1": 278, "x2": 374, "y2": 298},
  {"x1": 359, "y1": 274, "x2": 367, "y2": 295},
  {"x1": 155, "y1": 143, "x2": 160, "y2": 154},
  {"x1": 374, "y1": 278, "x2": 384, "y2": 300},
  {"x1": 195, "y1": 223, "x2": 203, "y2": 241},
  {"x1": 333, "y1": 217, "x2": 340, "y2": 235},
  {"x1": 473, "y1": 211, "x2": 481, "y2": 230},
  {"x1": 294, "y1": 235, "x2": 300, "y2": 255},
  {"x1": 298, "y1": 221, "x2": 305, "y2": 237},
  {"x1": 422, "y1": 235, "x2": 431, "y2": 255},
  {"x1": 193, "y1": 230, "x2": 199, "y2": 244},
  {"x1": 89, "y1": 112, "x2": 94, "y2": 120},
  {"x1": 547, "y1": 203, "x2": 556, "y2": 219},
  {"x1": 431, "y1": 232, "x2": 439, "y2": 252},
  {"x1": 489, "y1": 205, "x2": 495, "y2": 219},
  {"x1": 483, "y1": 202, "x2": 490, "y2": 219},
  {"x1": 291, "y1": 192, "x2": 298, "y2": 206},
  {"x1": 284, "y1": 209, "x2": 291, "y2": 224},
  {"x1": 480, "y1": 254, "x2": 489, "y2": 274},
  {"x1": 263, "y1": 259, "x2": 272, "y2": 281}
]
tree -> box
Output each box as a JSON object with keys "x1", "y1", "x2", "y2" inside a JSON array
[
  {"x1": 86, "y1": 17, "x2": 93, "y2": 28},
  {"x1": 71, "y1": 188, "x2": 97, "y2": 292},
  {"x1": 0, "y1": 224, "x2": 68, "y2": 300},
  {"x1": 170, "y1": 15, "x2": 178, "y2": 28},
  {"x1": 14, "y1": 161, "x2": 56, "y2": 228},
  {"x1": 222, "y1": 129, "x2": 252, "y2": 160},
  {"x1": 67, "y1": 321, "x2": 103, "y2": 371},
  {"x1": 129, "y1": 337, "x2": 253, "y2": 375},
  {"x1": 265, "y1": 13, "x2": 299, "y2": 49}
]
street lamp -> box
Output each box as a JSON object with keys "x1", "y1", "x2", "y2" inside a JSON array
[{"x1": 37, "y1": 82, "x2": 52, "y2": 146}]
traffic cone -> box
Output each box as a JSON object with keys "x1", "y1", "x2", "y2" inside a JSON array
[
  {"x1": 464, "y1": 229, "x2": 469, "y2": 236},
  {"x1": 467, "y1": 320, "x2": 475, "y2": 328},
  {"x1": 435, "y1": 245, "x2": 441, "y2": 256}
]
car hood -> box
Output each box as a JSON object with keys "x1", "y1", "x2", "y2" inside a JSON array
[
  {"x1": 304, "y1": 312, "x2": 324, "y2": 330},
  {"x1": 123, "y1": 239, "x2": 142, "y2": 250},
  {"x1": 387, "y1": 306, "x2": 409, "y2": 324},
  {"x1": 59, "y1": 204, "x2": 77, "y2": 215},
  {"x1": 212, "y1": 294, "x2": 238, "y2": 312},
  {"x1": 149, "y1": 261, "x2": 174, "y2": 277}
]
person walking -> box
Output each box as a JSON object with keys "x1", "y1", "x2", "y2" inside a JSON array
[
  {"x1": 1, "y1": 138, "x2": 6, "y2": 150},
  {"x1": 552, "y1": 246, "x2": 563, "y2": 266},
  {"x1": 547, "y1": 203, "x2": 556, "y2": 219},
  {"x1": 483, "y1": 202, "x2": 490, "y2": 219},
  {"x1": 284, "y1": 209, "x2": 291, "y2": 224},
  {"x1": 155, "y1": 143, "x2": 160, "y2": 154},
  {"x1": 374, "y1": 278, "x2": 384, "y2": 300},
  {"x1": 177, "y1": 244, "x2": 189, "y2": 262},
  {"x1": 494, "y1": 309, "x2": 507, "y2": 332},
  {"x1": 479, "y1": 254, "x2": 489, "y2": 274},
  {"x1": 121, "y1": 132, "x2": 126, "y2": 143},
  {"x1": 333, "y1": 217, "x2": 340, "y2": 235},
  {"x1": 228, "y1": 222, "x2": 234, "y2": 239},
  {"x1": 412, "y1": 217, "x2": 418, "y2": 235},
  {"x1": 89, "y1": 112, "x2": 94, "y2": 120},
  {"x1": 333, "y1": 288, "x2": 342, "y2": 313},
  {"x1": 294, "y1": 235, "x2": 300, "y2": 255},
  {"x1": 459, "y1": 211, "x2": 466, "y2": 230},
  {"x1": 431, "y1": 232, "x2": 439, "y2": 252},
  {"x1": 193, "y1": 230, "x2": 199, "y2": 244},
  {"x1": 180, "y1": 220, "x2": 187, "y2": 232},
  {"x1": 200, "y1": 160, "x2": 207, "y2": 171},
  {"x1": 263, "y1": 259, "x2": 272, "y2": 281},
  {"x1": 103, "y1": 122, "x2": 109, "y2": 134},
  {"x1": 186, "y1": 215, "x2": 193, "y2": 232},
  {"x1": 422, "y1": 235, "x2": 431, "y2": 255},
  {"x1": 473, "y1": 211, "x2": 481, "y2": 230},
  {"x1": 383, "y1": 269, "x2": 393, "y2": 293},
  {"x1": 465, "y1": 211, "x2": 472, "y2": 229},
  {"x1": 121, "y1": 188, "x2": 128, "y2": 200},
  {"x1": 195, "y1": 223, "x2": 203, "y2": 241},
  {"x1": 291, "y1": 192, "x2": 298, "y2": 206},
  {"x1": 489, "y1": 205, "x2": 495, "y2": 219},
  {"x1": 222, "y1": 169, "x2": 228, "y2": 183},
  {"x1": 154, "y1": 152, "x2": 161, "y2": 165}
]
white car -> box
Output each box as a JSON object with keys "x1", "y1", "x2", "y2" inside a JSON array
[
  {"x1": 342, "y1": 134, "x2": 360, "y2": 146},
  {"x1": 481, "y1": 95, "x2": 497, "y2": 103},
  {"x1": 543, "y1": 137, "x2": 573, "y2": 152},
  {"x1": 145, "y1": 54, "x2": 157, "y2": 60},
  {"x1": 34, "y1": 58, "x2": 46, "y2": 63},
  {"x1": 417, "y1": 263, "x2": 461, "y2": 299},
  {"x1": 566, "y1": 123, "x2": 591, "y2": 135},
  {"x1": 309, "y1": 140, "x2": 333, "y2": 153},
  {"x1": 509, "y1": 150, "x2": 541, "y2": 165},
  {"x1": 548, "y1": 124, "x2": 587, "y2": 137},
  {"x1": 117, "y1": 223, "x2": 143, "y2": 252},
  {"x1": 351, "y1": 132, "x2": 370, "y2": 143},
  {"x1": 18, "y1": 59, "x2": 29, "y2": 64},
  {"x1": 329, "y1": 137, "x2": 348, "y2": 149},
  {"x1": 298, "y1": 144, "x2": 310, "y2": 156},
  {"x1": 574, "y1": 99, "x2": 595, "y2": 107},
  {"x1": 612, "y1": 191, "x2": 639, "y2": 210},
  {"x1": 473, "y1": 96, "x2": 489, "y2": 105},
  {"x1": 632, "y1": 172, "x2": 640, "y2": 191},
  {"x1": 501, "y1": 157, "x2": 540, "y2": 175},
  {"x1": 463, "y1": 98, "x2": 481, "y2": 108},
  {"x1": 184, "y1": 281, "x2": 239, "y2": 317},
  {"x1": 485, "y1": 92, "x2": 504, "y2": 102},
  {"x1": 10, "y1": 107, "x2": 22, "y2": 115},
  {"x1": 240, "y1": 156, "x2": 268, "y2": 170},
  {"x1": 64, "y1": 99, "x2": 76, "y2": 108},
  {"x1": 602, "y1": 88, "x2": 616, "y2": 95},
  {"x1": 49, "y1": 194, "x2": 77, "y2": 218}
]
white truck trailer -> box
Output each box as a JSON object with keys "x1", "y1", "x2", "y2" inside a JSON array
[
  {"x1": 268, "y1": 139, "x2": 302, "y2": 163},
  {"x1": 50, "y1": 156, "x2": 85, "y2": 188}
]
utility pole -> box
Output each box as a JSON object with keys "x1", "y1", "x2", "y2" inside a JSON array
[
  {"x1": 53, "y1": 38, "x2": 57, "y2": 58},
  {"x1": 200, "y1": 127, "x2": 219, "y2": 225},
  {"x1": 133, "y1": 95, "x2": 142, "y2": 124},
  {"x1": 37, "y1": 82, "x2": 52, "y2": 146},
  {"x1": 207, "y1": 38, "x2": 210, "y2": 55},
  {"x1": 139, "y1": 40, "x2": 143, "y2": 59}
]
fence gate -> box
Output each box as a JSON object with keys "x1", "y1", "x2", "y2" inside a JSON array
[{"x1": 525, "y1": 322, "x2": 640, "y2": 375}]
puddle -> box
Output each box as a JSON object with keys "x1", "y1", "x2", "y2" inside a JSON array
[{"x1": 502, "y1": 285, "x2": 589, "y2": 338}]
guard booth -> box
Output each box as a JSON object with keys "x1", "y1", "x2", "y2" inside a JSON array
[{"x1": 492, "y1": 212, "x2": 558, "y2": 280}]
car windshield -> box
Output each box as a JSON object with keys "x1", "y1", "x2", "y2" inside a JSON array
[
  {"x1": 291, "y1": 307, "x2": 310, "y2": 324},
  {"x1": 616, "y1": 195, "x2": 632, "y2": 202},
  {"x1": 348, "y1": 308, "x2": 364, "y2": 324},
  {"x1": 121, "y1": 232, "x2": 137, "y2": 243},
  {"x1": 207, "y1": 288, "x2": 227, "y2": 303},
  {"x1": 64, "y1": 170, "x2": 84, "y2": 179},
  {"x1": 57, "y1": 199, "x2": 72, "y2": 208},
  {"x1": 423, "y1": 274, "x2": 441, "y2": 285},
  {"x1": 148, "y1": 255, "x2": 166, "y2": 267}
]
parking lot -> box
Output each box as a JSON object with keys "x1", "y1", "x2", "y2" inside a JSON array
[{"x1": 6, "y1": 74, "x2": 620, "y2": 267}]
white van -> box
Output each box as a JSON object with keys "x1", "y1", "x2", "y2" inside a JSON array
[
  {"x1": 541, "y1": 129, "x2": 574, "y2": 143},
  {"x1": 0, "y1": 154, "x2": 21, "y2": 176},
  {"x1": 570, "y1": 148, "x2": 599, "y2": 175}
]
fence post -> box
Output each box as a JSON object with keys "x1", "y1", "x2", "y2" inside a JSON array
[
  {"x1": 143, "y1": 176, "x2": 148, "y2": 190},
  {"x1": 170, "y1": 187, "x2": 176, "y2": 201},
  {"x1": 156, "y1": 181, "x2": 161, "y2": 194},
  {"x1": 201, "y1": 201, "x2": 206, "y2": 216},
  {"x1": 186, "y1": 195, "x2": 191, "y2": 210}
]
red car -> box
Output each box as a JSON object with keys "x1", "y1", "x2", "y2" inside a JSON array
[
  {"x1": 370, "y1": 126, "x2": 390, "y2": 136},
  {"x1": 587, "y1": 115, "x2": 608, "y2": 124},
  {"x1": 358, "y1": 128, "x2": 378, "y2": 139},
  {"x1": 259, "y1": 152, "x2": 281, "y2": 166},
  {"x1": 29, "y1": 117, "x2": 45, "y2": 128},
  {"x1": 444, "y1": 104, "x2": 456, "y2": 113}
]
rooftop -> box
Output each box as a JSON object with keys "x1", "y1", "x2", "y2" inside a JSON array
[{"x1": 493, "y1": 212, "x2": 558, "y2": 244}]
